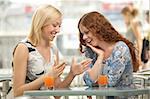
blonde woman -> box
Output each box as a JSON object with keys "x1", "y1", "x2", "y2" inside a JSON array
[{"x1": 12, "y1": 5, "x2": 91, "y2": 97}]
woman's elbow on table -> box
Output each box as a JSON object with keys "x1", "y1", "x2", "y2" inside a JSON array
[
  {"x1": 83, "y1": 72, "x2": 95, "y2": 87},
  {"x1": 14, "y1": 87, "x2": 24, "y2": 97}
]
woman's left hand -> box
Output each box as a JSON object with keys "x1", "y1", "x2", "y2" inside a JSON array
[
  {"x1": 70, "y1": 57, "x2": 92, "y2": 76},
  {"x1": 51, "y1": 55, "x2": 66, "y2": 78}
]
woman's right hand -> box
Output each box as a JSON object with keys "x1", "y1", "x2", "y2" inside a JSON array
[{"x1": 87, "y1": 44, "x2": 104, "y2": 57}]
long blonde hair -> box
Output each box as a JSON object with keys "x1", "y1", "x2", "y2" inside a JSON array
[{"x1": 28, "y1": 5, "x2": 62, "y2": 46}]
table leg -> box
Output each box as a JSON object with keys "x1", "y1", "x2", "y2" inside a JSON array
[
  {"x1": 96, "y1": 96, "x2": 104, "y2": 99},
  {"x1": 64, "y1": 96, "x2": 69, "y2": 99}
]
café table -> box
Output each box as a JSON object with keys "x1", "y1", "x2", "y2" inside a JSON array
[{"x1": 24, "y1": 86, "x2": 150, "y2": 99}]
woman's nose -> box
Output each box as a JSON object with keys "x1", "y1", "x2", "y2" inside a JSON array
[
  {"x1": 83, "y1": 34, "x2": 88, "y2": 40},
  {"x1": 55, "y1": 26, "x2": 60, "y2": 33}
]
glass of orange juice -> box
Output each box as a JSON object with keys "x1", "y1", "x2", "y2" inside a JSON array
[
  {"x1": 98, "y1": 74, "x2": 108, "y2": 87},
  {"x1": 44, "y1": 75, "x2": 54, "y2": 89}
]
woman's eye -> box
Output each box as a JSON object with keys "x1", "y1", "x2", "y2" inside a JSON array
[
  {"x1": 85, "y1": 31, "x2": 89, "y2": 34},
  {"x1": 53, "y1": 25, "x2": 57, "y2": 27},
  {"x1": 53, "y1": 24, "x2": 57, "y2": 27}
]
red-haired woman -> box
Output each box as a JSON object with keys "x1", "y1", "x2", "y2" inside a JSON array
[{"x1": 78, "y1": 11, "x2": 139, "y2": 99}]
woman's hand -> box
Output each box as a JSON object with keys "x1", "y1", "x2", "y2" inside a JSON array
[
  {"x1": 70, "y1": 57, "x2": 92, "y2": 76},
  {"x1": 47, "y1": 55, "x2": 66, "y2": 78},
  {"x1": 52, "y1": 62, "x2": 66, "y2": 78},
  {"x1": 87, "y1": 44, "x2": 104, "y2": 57}
]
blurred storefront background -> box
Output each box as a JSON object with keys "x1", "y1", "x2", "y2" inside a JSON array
[{"x1": 0, "y1": 0, "x2": 149, "y2": 68}]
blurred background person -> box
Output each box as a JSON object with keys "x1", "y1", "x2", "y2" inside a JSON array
[
  {"x1": 141, "y1": 10, "x2": 150, "y2": 69},
  {"x1": 121, "y1": 6, "x2": 142, "y2": 70}
]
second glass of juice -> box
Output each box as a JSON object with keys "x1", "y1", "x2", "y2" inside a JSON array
[{"x1": 98, "y1": 75, "x2": 108, "y2": 87}]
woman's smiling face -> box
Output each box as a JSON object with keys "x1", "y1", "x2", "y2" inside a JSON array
[
  {"x1": 42, "y1": 17, "x2": 62, "y2": 41},
  {"x1": 79, "y1": 24, "x2": 99, "y2": 47}
]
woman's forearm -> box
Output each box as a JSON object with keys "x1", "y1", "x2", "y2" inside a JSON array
[
  {"x1": 14, "y1": 75, "x2": 45, "y2": 97},
  {"x1": 57, "y1": 71, "x2": 75, "y2": 88},
  {"x1": 88, "y1": 56, "x2": 103, "y2": 81}
]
